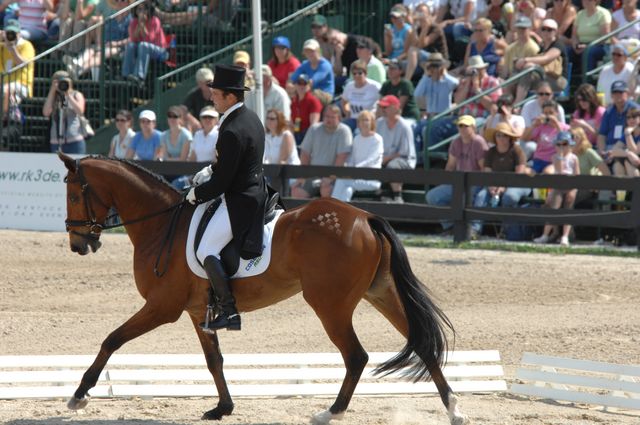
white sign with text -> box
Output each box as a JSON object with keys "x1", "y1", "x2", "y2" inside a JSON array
[{"x1": 0, "y1": 152, "x2": 78, "y2": 232}]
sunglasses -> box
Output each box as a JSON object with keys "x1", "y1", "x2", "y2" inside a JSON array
[
  {"x1": 473, "y1": 28, "x2": 485, "y2": 32},
  {"x1": 556, "y1": 142, "x2": 569, "y2": 147},
  {"x1": 457, "y1": 124, "x2": 470, "y2": 128},
  {"x1": 496, "y1": 132, "x2": 511, "y2": 138},
  {"x1": 537, "y1": 92, "x2": 552, "y2": 96},
  {"x1": 140, "y1": 119, "x2": 152, "y2": 124},
  {"x1": 200, "y1": 116, "x2": 215, "y2": 120},
  {"x1": 352, "y1": 71, "x2": 365, "y2": 75},
  {"x1": 541, "y1": 27, "x2": 555, "y2": 32},
  {"x1": 612, "y1": 52, "x2": 625, "y2": 57},
  {"x1": 167, "y1": 114, "x2": 179, "y2": 119},
  {"x1": 311, "y1": 24, "x2": 324, "y2": 29},
  {"x1": 266, "y1": 116, "x2": 277, "y2": 121},
  {"x1": 115, "y1": 118, "x2": 129, "y2": 122}
]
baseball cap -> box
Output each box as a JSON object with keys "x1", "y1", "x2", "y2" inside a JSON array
[
  {"x1": 612, "y1": 43, "x2": 629, "y2": 56},
  {"x1": 456, "y1": 115, "x2": 476, "y2": 127},
  {"x1": 514, "y1": 16, "x2": 532, "y2": 28},
  {"x1": 554, "y1": 131, "x2": 575, "y2": 146},
  {"x1": 199, "y1": 106, "x2": 219, "y2": 119},
  {"x1": 311, "y1": 14, "x2": 327, "y2": 27},
  {"x1": 272, "y1": 35, "x2": 291, "y2": 49},
  {"x1": 378, "y1": 95, "x2": 401, "y2": 108},
  {"x1": 541, "y1": 19, "x2": 558, "y2": 31},
  {"x1": 390, "y1": 5, "x2": 406, "y2": 17},
  {"x1": 195, "y1": 67, "x2": 214, "y2": 83},
  {"x1": 139, "y1": 110, "x2": 156, "y2": 121},
  {"x1": 233, "y1": 50, "x2": 250, "y2": 65},
  {"x1": 387, "y1": 58, "x2": 402, "y2": 69},
  {"x1": 356, "y1": 38, "x2": 372, "y2": 50},
  {"x1": 611, "y1": 80, "x2": 629, "y2": 93},
  {"x1": 303, "y1": 38, "x2": 321, "y2": 52},
  {"x1": 4, "y1": 19, "x2": 20, "y2": 33},
  {"x1": 295, "y1": 74, "x2": 310, "y2": 85}
]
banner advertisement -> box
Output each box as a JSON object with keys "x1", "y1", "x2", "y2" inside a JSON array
[{"x1": 0, "y1": 153, "x2": 79, "y2": 232}]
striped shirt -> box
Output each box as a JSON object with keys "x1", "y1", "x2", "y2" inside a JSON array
[{"x1": 18, "y1": 0, "x2": 47, "y2": 33}]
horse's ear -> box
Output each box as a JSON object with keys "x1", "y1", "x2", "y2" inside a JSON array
[{"x1": 58, "y1": 151, "x2": 77, "y2": 173}]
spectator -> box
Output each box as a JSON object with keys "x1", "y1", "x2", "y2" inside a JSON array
[
  {"x1": 122, "y1": 1, "x2": 169, "y2": 85},
  {"x1": 506, "y1": 0, "x2": 543, "y2": 43},
  {"x1": 232, "y1": 50, "x2": 258, "y2": 112},
  {"x1": 415, "y1": 52, "x2": 458, "y2": 118},
  {"x1": 290, "y1": 38, "x2": 334, "y2": 105},
  {"x1": 462, "y1": 17, "x2": 505, "y2": 78},
  {"x1": 188, "y1": 106, "x2": 219, "y2": 162},
  {"x1": 483, "y1": 94, "x2": 525, "y2": 143},
  {"x1": 425, "y1": 115, "x2": 489, "y2": 237},
  {"x1": 455, "y1": 55, "x2": 502, "y2": 125},
  {"x1": 486, "y1": 0, "x2": 515, "y2": 37},
  {"x1": 355, "y1": 38, "x2": 386, "y2": 85},
  {"x1": 158, "y1": 105, "x2": 192, "y2": 161},
  {"x1": 570, "y1": 83, "x2": 605, "y2": 146},
  {"x1": 383, "y1": 4, "x2": 412, "y2": 62},
  {"x1": 479, "y1": 122, "x2": 530, "y2": 209},
  {"x1": 108, "y1": 109, "x2": 135, "y2": 158},
  {"x1": 597, "y1": 81, "x2": 640, "y2": 156},
  {"x1": 512, "y1": 18, "x2": 567, "y2": 105},
  {"x1": 612, "y1": 0, "x2": 640, "y2": 46},
  {"x1": 605, "y1": 106, "x2": 640, "y2": 178},
  {"x1": 377, "y1": 95, "x2": 416, "y2": 204},
  {"x1": 404, "y1": 3, "x2": 448, "y2": 80},
  {"x1": 126, "y1": 109, "x2": 161, "y2": 160},
  {"x1": 58, "y1": 0, "x2": 99, "y2": 53},
  {"x1": 332, "y1": 110, "x2": 383, "y2": 202},
  {"x1": 340, "y1": 60, "x2": 381, "y2": 132},
  {"x1": 42, "y1": 70, "x2": 87, "y2": 153},
  {"x1": 262, "y1": 64, "x2": 291, "y2": 122},
  {"x1": 501, "y1": 16, "x2": 539, "y2": 82},
  {"x1": 533, "y1": 131, "x2": 580, "y2": 247},
  {"x1": 324, "y1": 27, "x2": 376, "y2": 91},
  {"x1": 546, "y1": 0, "x2": 577, "y2": 46},
  {"x1": 291, "y1": 104, "x2": 352, "y2": 199},
  {"x1": 521, "y1": 80, "x2": 566, "y2": 128},
  {"x1": 63, "y1": 0, "x2": 131, "y2": 80},
  {"x1": 264, "y1": 108, "x2": 299, "y2": 166},
  {"x1": 439, "y1": 0, "x2": 483, "y2": 65},
  {"x1": 0, "y1": 19, "x2": 34, "y2": 119},
  {"x1": 380, "y1": 59, "x2": 420, "y2": 123},
  {"x1": 182, "y1": 67, "x2": 214, "y2": 133},
  {"x1": 267, "y1": 35, "x2": 300, "y2": 89},
  {"x1": 597, "y1": 43, "x2": 633, "y2": 106},
  {"x1": 522, "y1": 99, "x2": 570, "y2": 174},
  {"x1": 0, "y1": 0, "x2": 53, "y2": 42},
  {"x1": 571, "y1": 126, "x2": 610, "y2": 178},
  {"x1": 569, "y1": 0, "x2": 611, "y2": 73},
  {"x1": 290, "y1": 73, "x2": 322, "y2": 145},
  {"x1": 310, "y1": 14, "x2": 333, "y2": 60}
]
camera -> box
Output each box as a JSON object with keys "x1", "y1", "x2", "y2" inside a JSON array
[
  {"x1": 466, "y1": 68, "x2": 478, "y2": 77},
  {"x1": 58, "y1": 80, "x2": 70, "y2": 92},
  {"x1": 5, "y1": 31, "x2": 16, "y2": 42},
  {"x1": 544, "y1": 116, "x2": 550, "y2": 124}
]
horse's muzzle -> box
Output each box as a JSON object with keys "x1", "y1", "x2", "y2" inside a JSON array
[{"x1": 70, "y1": 234, "x2": 102, "y2": 255}]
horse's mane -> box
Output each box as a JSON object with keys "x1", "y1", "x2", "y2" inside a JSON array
[{"x1": 81, "y1": 155, "x2": 180, "y2": 194}]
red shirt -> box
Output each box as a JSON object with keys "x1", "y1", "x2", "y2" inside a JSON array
[
  {"x1": 291, "y1": 91, "x2": 322, "y2": 134},
  {"x1": 268, "y1": 56, "x2": 301, "y2": 88}
]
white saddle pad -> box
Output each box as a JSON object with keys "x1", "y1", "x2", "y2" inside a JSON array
[{"x1": 186, "y1": 200, "x2": 284, "y2": 279}]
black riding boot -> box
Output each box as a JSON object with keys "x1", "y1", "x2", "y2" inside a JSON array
[{"x1": 200, "y1": 256, "x2": 241, "y2": 333}]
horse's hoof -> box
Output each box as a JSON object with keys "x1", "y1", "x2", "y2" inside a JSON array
[
  {"x1": 67, "y1": 395, "x2": 90, "y2": 410},
  {"x1": 311, "y1": 409, "x2": 345, "y2": 424},
  {"x1": 201, "y1": 402, "x2": 234, "y2": 420},
  {"x1": 451, "y1": 415, "x2": 470, "y2": 425},
  {"x1": 447, "y1": 394, "x2": 469, "y2": 425}
]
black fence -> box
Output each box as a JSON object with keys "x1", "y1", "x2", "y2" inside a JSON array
[{"x1": 139, "y1": 161, "x2": 640, "y2": 249}]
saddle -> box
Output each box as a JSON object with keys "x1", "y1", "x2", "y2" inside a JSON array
[{"x1": 194, "y1": 189, "x2": 283, "y2": 276}]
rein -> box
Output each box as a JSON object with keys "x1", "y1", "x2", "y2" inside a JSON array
[{"x1": 65, "y1": 159, "x2": 186, "y2": 277}]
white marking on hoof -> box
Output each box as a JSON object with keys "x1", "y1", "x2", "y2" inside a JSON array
[
  {"x1": 447, "y1": 394, "x2": 469, "y2": 425},
  {"x1": 67, "y1": 396, "x2": 90, "y2": 410},
  {"x1": 310, "y1": 409, "x2": 345, "y2": 424}
]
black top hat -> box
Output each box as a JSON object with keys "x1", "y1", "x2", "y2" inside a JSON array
[{"x1": 208, "y1": 64, "x2": 251, "y2": 91}]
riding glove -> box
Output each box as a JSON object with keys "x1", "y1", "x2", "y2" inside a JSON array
[
  {"x1": 193, "y1": 165, "x2": 213, "y2": 185},
  {"x1": 186, "y1": 187, "x2": 197, "y2": 205}
]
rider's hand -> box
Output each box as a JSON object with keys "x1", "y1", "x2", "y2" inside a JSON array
[
  {"x1": 193, "y1": 165, "x2": 212, "y2": 186},
  {"x1": 186, "y1": 187, "x2": 197, "y2": 205}
]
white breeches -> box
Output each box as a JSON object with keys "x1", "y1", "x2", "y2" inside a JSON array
[{"x1": 196, "y1": 195, "x2": 233, "y2": 264}]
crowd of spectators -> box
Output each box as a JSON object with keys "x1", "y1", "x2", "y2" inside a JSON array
[{"x1": 11, "y1": 0, "x2": 640, "y2": 245}]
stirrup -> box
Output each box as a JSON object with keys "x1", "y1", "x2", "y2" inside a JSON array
[
  {"x1": 199, "y1": 305, "x2": 217, "y2": 334},
  {"x1": 202, "y1": 313, "x2": 241, "y2": 333}
]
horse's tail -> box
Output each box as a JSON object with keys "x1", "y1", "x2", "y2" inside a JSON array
[{"x1": 367, "y1": 215, "x2": 455, "y2": 382}]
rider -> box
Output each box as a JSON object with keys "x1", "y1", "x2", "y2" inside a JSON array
[{"x1": 186, "y1": 64, "x2": 267, "y2": 333}]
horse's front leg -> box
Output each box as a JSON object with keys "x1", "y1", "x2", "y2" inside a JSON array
[
  {"x1": 68, "y1": 302, "x2": 176, "y2": 410},
  {"x1": 188, "y1": 313, "x2": 234, "y2": 420}
]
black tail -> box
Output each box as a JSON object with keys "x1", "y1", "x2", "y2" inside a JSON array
[{"x1": 368, "y1": 215, "x2": 455, "y2": 382}]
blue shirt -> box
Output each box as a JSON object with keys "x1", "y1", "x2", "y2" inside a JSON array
[
  {"x1": 290, "y1": 58, "x2": 335, "y2": 96},
  {"x1": 390, "y1": 23, "x2": 411, "y2": 59},
  {"x1": 414, "y1": 73, "x2": 459, "y2": 115},
  {"x1": 599, "y1": 100, "x2": 640, "y2": 147},
  {"x1": 130, "y1": 130, "x2": 162, "y2": 160}
]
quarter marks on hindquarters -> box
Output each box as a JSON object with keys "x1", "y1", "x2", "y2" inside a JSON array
[{"x1": 312, "y1": 212, "x2": 342, "y2": 235}]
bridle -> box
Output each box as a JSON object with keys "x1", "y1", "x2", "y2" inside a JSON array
[{"x1": 64, "y1": 159, "x2": 186, "y2": 276}]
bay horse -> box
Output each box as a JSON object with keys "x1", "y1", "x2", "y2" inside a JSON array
[{"x1": 58, "y1": 152, "x2": 468, "y2": 425}]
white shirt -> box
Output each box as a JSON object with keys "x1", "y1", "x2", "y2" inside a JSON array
[
  {"x1": 341, "y1": 78, "x2": 381, "y2": 119},
  {"x1": 597, "y1": 62, "x2": 634, "y2": 105},
  {"x1": 264, "y1": 81, "x2": 291, "y2": 121},
  {"x1": 612, "y1": 9, "x2": 640, "y2": 40},
  {"x1": 218, "y1": 102, "x2": 243, "y2": 128},
  {"x1": 191, "y1": 126, "x2": 219, "y2": 162},
  {"x1": 521, "y1": 99, "x2": 566, "y2": 127},
  {"x1": 110, "y1": 128, "x2": 135, "y2": 159},
  {"x1": 264, "y1": 130, "x2": 300, "y2": 165},
  {"x1": 348, "y1": 133, "x2": 383, "y2": 168}
]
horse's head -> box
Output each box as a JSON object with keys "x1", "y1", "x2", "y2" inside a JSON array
[{"x1": 59, "y1": 152, "x2": 108, "y2": 255}]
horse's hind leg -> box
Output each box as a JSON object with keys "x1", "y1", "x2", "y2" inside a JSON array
[
  {"x1": 187, "y1": 313, "x2": 234, "y2": 421},
  {"x1": 304, "y1": 297, "x2": 368, "y2": 424},
  {"x1": 67, "y1": 302, "x2": 177, "y2": 409}
]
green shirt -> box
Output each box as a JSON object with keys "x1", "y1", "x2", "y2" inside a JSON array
[
  {"x1": 575, "y1": 6, "x2": 612, "y2": 44},
  {"x1": 380, "y1": 78, "x2": 420, "y2": 121},
  {"x1": 577, "y1": 148, "x2": 603, "y2": 176},
  {"x1": 366, "y1": 56, "x2": 386, "y2": 85},
  {"x1": 70, "y1": 0, "x2": 100, "y2": 17}
]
